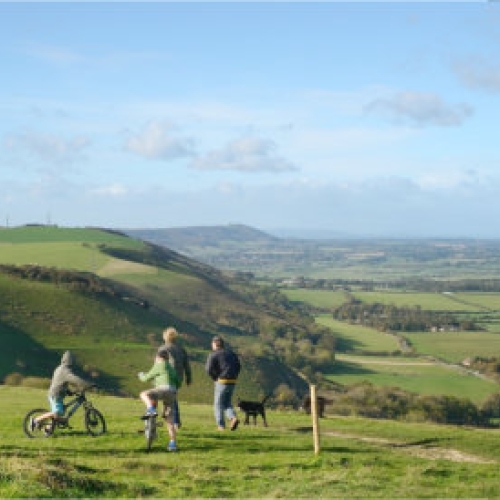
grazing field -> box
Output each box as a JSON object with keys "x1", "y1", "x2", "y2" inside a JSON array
[
  {"x1": 3, "y1": 386, "x2": 500, "y2": 498},
  {"x1": 351, "y1": 291, "x2": 480, "y2": 312},
  {"x1": 404, "y1": 331, "x2": 500, "y2": 364},
  {"x1": 453, "y1": 292, "x2": 500, "y2": 311},
  {"x1": 328, "y1": 355, "x2": 498, "y2": 405},
  {"x1": 315, "y1": 315, "x2": 400, "y2": 353},
  {"x1": 312, "y1": 302, "x2": 500, "y2": 404},
  {"x1": 282, "y1": 289, "x2": 350, "y2": 310}
]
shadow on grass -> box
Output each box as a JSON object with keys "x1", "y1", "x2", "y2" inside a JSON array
[
  {"x1": 327, "y1": 359, "x2": 376, "y2": 376},
  {"x1": 392, "y1": 437, "x2": 451, "y2": 448},
  {"x1": 334, "y1": 335, "x2": 364, "y2": 353}
]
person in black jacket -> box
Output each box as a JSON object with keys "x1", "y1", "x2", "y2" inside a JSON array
[{"x1": 205, "y1": 336, "x2": 241, "y2": 431}]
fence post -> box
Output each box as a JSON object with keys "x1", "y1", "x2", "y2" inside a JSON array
[{"x1": 310, "y1": 384, "x2": 321, "y2": 455}]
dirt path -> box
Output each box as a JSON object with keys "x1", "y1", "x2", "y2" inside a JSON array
[{"x1": 322, "y1": 430, "x2": 496, "y2": 464}]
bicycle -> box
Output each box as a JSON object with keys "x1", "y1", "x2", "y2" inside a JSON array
[
  {"x1": 140, "y1": 403, "x2": 178, "y2": 452},
  {"x1": 23, "y1": 387, "x2": 106, "y2": 438},
  {"x1": 143, "y1": 411, "x2": 160, "y2": 451}
]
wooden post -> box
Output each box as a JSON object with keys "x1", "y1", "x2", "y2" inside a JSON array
[{"x1": 310, "y1": 384, "x2": 321, "y2": 455}]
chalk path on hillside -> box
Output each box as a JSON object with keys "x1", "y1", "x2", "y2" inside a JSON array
[{"x1": 322, "y1": 430, "x2": 496, "y2": 464}]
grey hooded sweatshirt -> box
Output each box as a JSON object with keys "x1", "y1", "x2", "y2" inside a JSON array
[{"x1": 48, "y1": 351, "x2": 92, "y2": 400}]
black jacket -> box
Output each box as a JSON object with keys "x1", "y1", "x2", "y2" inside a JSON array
[{"x1": 205, "y1": 348, "x2": 241, "y2": 382}]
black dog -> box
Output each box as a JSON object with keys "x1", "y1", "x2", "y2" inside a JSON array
[{"x1": 237, "y1": 395, "x2": 271, "y2": 427}]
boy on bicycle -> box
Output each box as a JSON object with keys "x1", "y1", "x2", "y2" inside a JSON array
[
  {"x1": 30, "y1": 350, "x2": 93, "y2": 431},
  {"x1": 138, "y1": 351, "x2": 180, "y2": 451}
]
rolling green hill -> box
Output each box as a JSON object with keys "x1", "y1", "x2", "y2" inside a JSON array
[{"x1": 0, "y1": 226, "x2": 313, "y2": 402}]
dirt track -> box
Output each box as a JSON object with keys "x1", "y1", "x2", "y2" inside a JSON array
[{"x1": 323, "y1": 430, "x2": 496, "y2": 464}]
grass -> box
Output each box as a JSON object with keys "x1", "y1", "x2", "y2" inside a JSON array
[
  {"x1": 327, "y1": 355, "x2": 498, "y2": 404},
  {"x1": 313, "y1": 314, "x2": 499, "y2": 405},
  {"x1": 282, "y1": 289, "x2": 350, "y2": 309},
  {"x1": 352, "y1": 291, "x2": 480, "y2": 312},
  {"x1": 404, "y1": 331, "x2": 500, "y2": 364},
  {"x1": 3, "y1": 386, "x2": 500, "y2": 498},
  {"x1": 315, "y1": 314, "x2": 400, "y2": 353},
  {"x1": 0, "y1": 226, "x2": 140, "y2": 245}
]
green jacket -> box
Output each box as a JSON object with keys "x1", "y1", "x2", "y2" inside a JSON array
[{"x1": 139, "y1": 360, "x2": 179, "y2": 389}]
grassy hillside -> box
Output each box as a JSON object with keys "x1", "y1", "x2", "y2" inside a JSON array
[
  {"x1": 3, "y1": 386, "x2": 500, "y2": 498},
  {"x1": 0, "y1": 226, "x2": 311, "y2": 401}
]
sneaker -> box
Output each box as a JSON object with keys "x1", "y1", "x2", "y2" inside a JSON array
[
  {"x1": 167, "y1": 440, "x2": 178, "y2": 452},
  {"x1": 230, "y1": 418, "x2": 239, "y2": 431}
]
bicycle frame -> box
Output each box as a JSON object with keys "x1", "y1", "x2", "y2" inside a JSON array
[{"x1": 55, "y1": 391, "x2": 93, "y2": 428}]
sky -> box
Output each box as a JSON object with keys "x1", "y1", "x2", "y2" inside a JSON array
[{"x1": 1, "y1": 1, "x2": 500, "y2": 238}]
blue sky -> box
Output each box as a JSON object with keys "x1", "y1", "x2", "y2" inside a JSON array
[{"x1": 1, "y1": 1, "x2": 500, "y2": 237}]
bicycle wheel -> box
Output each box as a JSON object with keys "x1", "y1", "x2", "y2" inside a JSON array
[
  {"x1": 23, "y1": 408, "x2": 55, "y2": 438},
  {"x1": 85, "y1": 408, "x2": 106, "y2": 436},
  {"x1": 144, "y1": 416, "x2": 157, "y2": 451}
]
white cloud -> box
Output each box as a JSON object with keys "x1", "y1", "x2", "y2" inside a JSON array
[
  {"x1": 90, "y1": 184, "x2": 129, "y2": 197},
  {"x1": 453, "y1": 56, "x2": 500, "y2": 93},
  {"x1": 124, "y1": 121, "x2": 195, "y2": 161},
  {"x1": 191, "y1": 136, "x2": 298, "y2": 173},
  {"x1": 364, "y1": 91, "x2": 473, "y2": 127},
  {"x1": 3, "y1": 130, "x2": 91, "y2": 166}
]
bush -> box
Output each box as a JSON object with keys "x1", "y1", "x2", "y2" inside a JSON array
[
  {"x1": 3, "y1": 372, "x2": 24, "y2": 386},
  {"x1": 21, "y1": 377, "x2": 51, "y2": 389}
]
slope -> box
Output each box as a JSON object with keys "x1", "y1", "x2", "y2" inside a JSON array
[{"x1": 0, "y1": 226, "x2": 312, "y2": 401}]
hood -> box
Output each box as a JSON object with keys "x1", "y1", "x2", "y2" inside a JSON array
[{"x1": 61, "y1": 350, "x2": 75, "y2": 366}]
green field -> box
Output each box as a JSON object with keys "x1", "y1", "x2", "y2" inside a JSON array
[
  {"x1": 0, "y1": 226, "x2": 140, "y2": 245},
  {"x1": 328, "y1": 355, "x2": 498, "y2": 404},
  {"x1": 454, "y1": 292, "x2": 500, "y2": 311},
  {"x1": 3, "y1": 386, "x2": 500, "y2": 498},
  {"x1": 282, "y1": 289, "x2": 349, "y2": 309},
  {"x1": 315, "y1": 314, "x2": 400, "y2": 353},
  {"x1": 351, "y1": 291, "x2": 483, "y2": 312},
  {"x1": 0, "y1": 228, "x2": 149, "y2": 277},
  {"x1": 404, "y1": 331, "x2": 500, "y2": 364},
  {"x1": 312, "y1": 302, "x2": 500, "y2": 405}
]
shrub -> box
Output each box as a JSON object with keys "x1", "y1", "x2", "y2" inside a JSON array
[
  {"x1": 3, "y1": 372, "x2": 24, "y2": 386},
  {"x1": 21, "y1": 377, "x2": 51, "y2": 389}
]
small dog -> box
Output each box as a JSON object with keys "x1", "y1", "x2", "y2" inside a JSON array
[{"x1": 237, "y1": 395, "x2": 271, "y2": 427}]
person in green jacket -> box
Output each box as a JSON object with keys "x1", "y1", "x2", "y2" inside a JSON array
[{"x1": 138, "y1": 351, "x2": 179, "y2": 451}]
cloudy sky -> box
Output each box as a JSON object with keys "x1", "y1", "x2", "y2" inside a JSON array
[{"x1": 1, "y1": 1, "x2": 500, "y2": 237}]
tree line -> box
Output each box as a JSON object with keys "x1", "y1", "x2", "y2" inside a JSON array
[
  {"x1": 279, "y1": 277, "x2": 500, "y2": 293},
  {"x1": 332, "y1": 298, "x2": 479, "y2": 332},
  {"x1": 323, "y1": 381, "x2": 500, "y2": 427}
]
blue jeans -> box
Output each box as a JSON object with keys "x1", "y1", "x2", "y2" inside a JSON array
[
  {"x1": 213, "y1": 382, "x2": 236, "y2": 428},
  {"x1": 172, "y1": 399, "x2": 181, "y2": 427}
]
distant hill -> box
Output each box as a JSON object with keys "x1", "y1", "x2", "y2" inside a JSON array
[
  {"x1": 0, "y1": 226, "x2": 324, "y2": 401},
  {"x1": 122, "y1": 225, "x2": 500, "y2": 281},
  {"x1": 124, "y1": 224, "x2": 278, "y2": 250}
]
